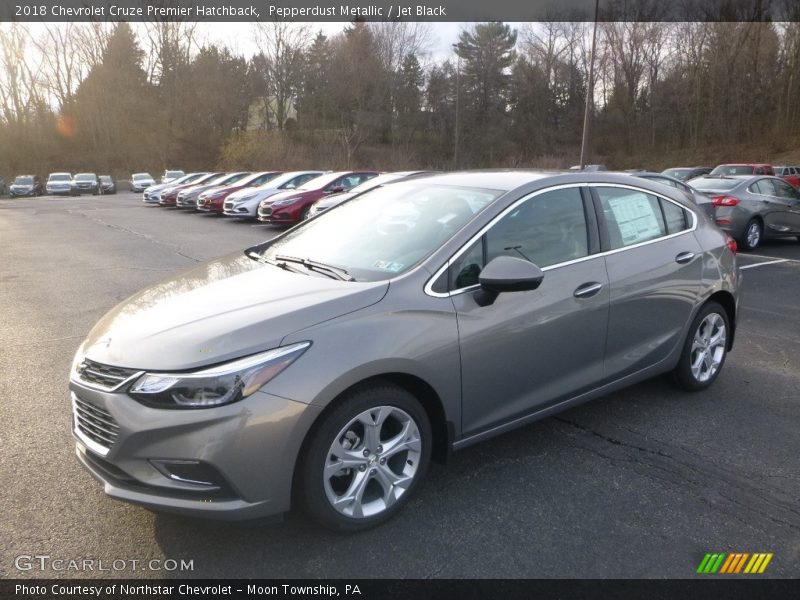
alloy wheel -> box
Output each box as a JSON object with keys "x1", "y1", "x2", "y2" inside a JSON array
[
  {"x1": 745, "y1": 221, "x2": 761, "y2": 249},
  {"x1": 323, "y1": 406, "x2": 422, "y2": 519},
  {"x1": 690, "y1": 313, "x2": 727, "y2": 383}
]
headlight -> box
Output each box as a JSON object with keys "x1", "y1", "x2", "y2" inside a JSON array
[
  {"x1": 271, "y1": 196, "x2": 301, "y2": 207},
  {"x1": 128, "y1": 342, "x2": 310, "y2": 409}
]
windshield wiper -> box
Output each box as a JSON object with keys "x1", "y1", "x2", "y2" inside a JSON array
[
  {"x1": 274, "y1": 255, "x2": 355, "y2": 281},
  {"x1": 245, "y1": 250, "x2": 307, "y2": 275}
]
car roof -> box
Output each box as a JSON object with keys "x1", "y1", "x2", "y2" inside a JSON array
[
  {"x1": 715, "y1": 163, "x2": 772, "y2": 167},
  {"x1": 411, "y1": 170, "x2": 561, "y2": 191}
]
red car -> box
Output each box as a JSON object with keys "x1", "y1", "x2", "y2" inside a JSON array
[
  {"x1": 709, "y1": 163, "x2": 774, "y2": 176},
  {"x1": 159, "y1": 172, "x2": 224, "y2": 206},
  {"x1": 257, "y1": 171, "x2": 379, "y2": 225},
  {"x1": 774, "y1": 166, "x2": 800, "y2": 188},
  {"x1": 196, "y1": 171, "x2": 282, "y2": 214}
]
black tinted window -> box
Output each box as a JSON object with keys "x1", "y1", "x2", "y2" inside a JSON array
[
  {"x1": 448, "y1": 188, "x2": 589, "y2": 290},
  {"x1": 773, "y1": 180, "x2": 798, "y2": 199},
  {"x1": 661, "y1": 199, "x2": 688, "y2": 234}
]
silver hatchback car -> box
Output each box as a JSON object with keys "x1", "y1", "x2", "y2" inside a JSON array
[{"x1": 70, "y1": 172, "x2": 740, "y2": 531}]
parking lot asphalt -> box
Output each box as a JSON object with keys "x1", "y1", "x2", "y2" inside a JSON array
[{"x1": 1, "y1": 192, "x2": 799, "y2": 579}]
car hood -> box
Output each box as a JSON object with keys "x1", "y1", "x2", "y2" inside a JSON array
[
  {"x1": 265, "y1": 189, "x2": 316, "y2": 204},
  {"x1": 315, "y1": 191, "x2": 355, "y2": 210},
  {"x1": 188, "y1": 183, "x2": 223, "y2": 196},
  {"x1": 144, "y1": 182, "x2": 170, "y2": 193},
  {"x1": 228, "y1": 186, "x2": 275, "y2": 202},
  {"x1": 82, "y1": 251, "x2": 389, "y2": 371}
]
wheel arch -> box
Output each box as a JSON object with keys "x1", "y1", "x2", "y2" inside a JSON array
[
  {"x1": 291, "y1": 372, "x2": 453, "y2": 507},
  {"x1": 706, "y1": 290, "x2": 737, "y2": 350}
]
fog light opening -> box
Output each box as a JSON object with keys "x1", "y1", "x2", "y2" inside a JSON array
[{"x1": 149, "y1": 459, "x2": 224, "y2": 489}]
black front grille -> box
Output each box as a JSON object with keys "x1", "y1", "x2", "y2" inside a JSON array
[
  {"x1": 73, "y1": 395, "x2": 120, "y2": 451},
  {"x1": 77, "y1": 359, "x2": 138, "y2": 390}
]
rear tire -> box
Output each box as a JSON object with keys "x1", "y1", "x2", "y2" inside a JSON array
[
  {"x1": 739, "y1": 219, "x2": 762, "y2": 251},
  {"x1": 672, "y1": 301, "x2": 730, "y2": 391},
  {"x1": 299, "y1": 382, "x2": 431, "y2": 532}
]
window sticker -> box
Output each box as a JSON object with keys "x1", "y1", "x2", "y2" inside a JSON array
[
  {"x1": 373, "y1": 260, "x2": 405, "y2": 272},
  {"x1": 607, "y1": 195, "x2": 662, "y2": 245}
]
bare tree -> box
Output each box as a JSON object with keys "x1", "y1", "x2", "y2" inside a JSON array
[
  {"x1": 251, "y1": 21, "x2": 310, "y2": 130},
  {"x1": 0, "y1": 24, "x2": 42, "y2": 125}
]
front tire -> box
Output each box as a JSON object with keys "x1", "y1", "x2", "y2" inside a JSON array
[
  {"x1": 672, "y1": 301, "x2": 730, "y2": 391},
  {"x1": 299, "y1": 383, "x2": 431, "y2": 531},
  {"x1": 739, "y1": 219, "x2": 762, "y2": 251}
]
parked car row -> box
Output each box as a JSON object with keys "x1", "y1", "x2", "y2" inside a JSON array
[
  {"x1": 132, "y1": 162, "x2": 800, "y2": 252},
  {"x1": 142, "y1": 169, "x2": 387, "y2": 226}
]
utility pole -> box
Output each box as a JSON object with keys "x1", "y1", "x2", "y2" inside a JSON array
[
  {"x1": 579, "y1": 0, "x2": 600, "y2": 170},
  {"x1": 453, "y1": 49, "x2": 461, "y2": 169}
]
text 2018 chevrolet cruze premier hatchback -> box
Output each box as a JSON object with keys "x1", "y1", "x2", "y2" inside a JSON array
[{"x1": 70, "y1": 172, "x2": 740, "y2": 531}]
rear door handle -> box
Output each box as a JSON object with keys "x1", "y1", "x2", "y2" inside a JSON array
[
  {"x1": 574, "y1": 282, "x2": 603, "y2": 298},
  {"x1": 675, "y1": 252, "x2": 695, "y2": 264}
]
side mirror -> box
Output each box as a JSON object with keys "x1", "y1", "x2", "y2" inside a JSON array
[
  {"x1": 329, "y1": 186, "x2": 344, "y2": 193},
  {"x1": 475, "y1": 256, "x2": 544, "y2": 306}
]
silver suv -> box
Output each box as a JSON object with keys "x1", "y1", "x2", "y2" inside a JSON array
[{"x1": 70, "y1": 172, "x2": 740, "y2": 531}]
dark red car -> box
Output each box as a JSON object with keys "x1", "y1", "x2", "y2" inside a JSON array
[
  {"x1": 257, "y1": 171, "x2": 379, "y2": 224},
  {"x1": 709, "y1": 163, "x2": 775, "y2": 176},
  {"x1": 196, "y1": 171, "x2": 282, "y2": 214},
  {"x1": 159, "y1": 172, "x2": 224, "y2": 206}
]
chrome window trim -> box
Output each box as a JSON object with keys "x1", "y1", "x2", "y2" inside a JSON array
[{"x1": 424, "y1": 182, "x2": 698, "y2": 299}]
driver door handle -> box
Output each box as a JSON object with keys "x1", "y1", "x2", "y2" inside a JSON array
[
  {"x1": 675, "y1": 252, "x2": 695, "y2": 264},
  {"x1": 574, "y1": 282, "x2": 603, "y2": 298}
]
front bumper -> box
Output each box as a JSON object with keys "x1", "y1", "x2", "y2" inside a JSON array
[
  {"x1": 223, "y1": 201, "x2": 256, "y2": 217},
  {"x1": 175, "y1": 196, "x2": 197, "y2": 208},
  {"x1": 70, "y1": 380, "x2": 321, "y2": 520},
  {"x1": 47, "y1": 186, "x2": 73, "y2": 195},
  {"x1": 257, "y1": 204, "x2": 299, "y2": 224}
]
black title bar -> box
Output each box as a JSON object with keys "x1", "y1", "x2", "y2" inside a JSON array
[
  {"x1": 4, "y1": 579, "x2": 800, "y2": 600},
  {"x1": 2, "y1": 0, "x2": 798, "y2": 23}
]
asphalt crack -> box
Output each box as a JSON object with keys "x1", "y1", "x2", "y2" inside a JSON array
[
  {"x1": 551, "y1": 416, "x2": 800, "y2": 532},
  {"x1": 68, "y1": 208, "x2": 202, "y2": 263}
]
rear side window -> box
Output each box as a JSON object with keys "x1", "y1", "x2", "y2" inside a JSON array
[
  {"x1": 596, "y1": 187, "x2": 666, "y2": 249},
  {"x1": 754, "y1": 179, "x2": 776, "y2": 196}
]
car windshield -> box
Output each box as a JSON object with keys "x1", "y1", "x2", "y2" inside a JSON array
[
  {"x1": 172, "y1": 173, "x2": 202, "y2": 185},
  {"x1": 133, "y1": 173, "x2": 152, "y2": 180},
  {"x1": 710, "y1": 165, "x2": 754, "y2": 175},
  {"x1": 49, "y1": 174, "x2": 71, "y2": 182},
  {"x1": 14, "y1": 176, "x2": 33, "y2": 184},
  {"x1": 256, "y1": 183, "x2": 501, "y2": 281},
  {"x1": 75, "y1": 174, "x2": 96, "y2": 181},
  {"x1": 165, "y1": 171, "x2": 183, "y2": 178},
  {"x1": 690, "y1": 177, "x2": 741, "y2": 191},
  {"x1": 239, "y1": 172, "x2": 279, "y2": 186},
  {"x1": 297, "y1": 172, "x2": 348, "y2": 191},
  {"x1": 99, "y1": 176, "x2": 112, "y2": 183},
  {"x1": 347, "y1": 173, "x2": 409, "y2": 194},
  {"x1": 662, "y1": 169, "x2": 690, "y2": 179},
  {"x1": 214, "y1": 172, "x2": 250, "y2": 186},
  {"x1": 261, "y1": 172, "x2": 321, "y2": 190}
]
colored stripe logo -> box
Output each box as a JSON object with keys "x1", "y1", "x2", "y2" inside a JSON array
[{"x1": 697, "y1": 552, "x2": 773, "y2": 574}]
